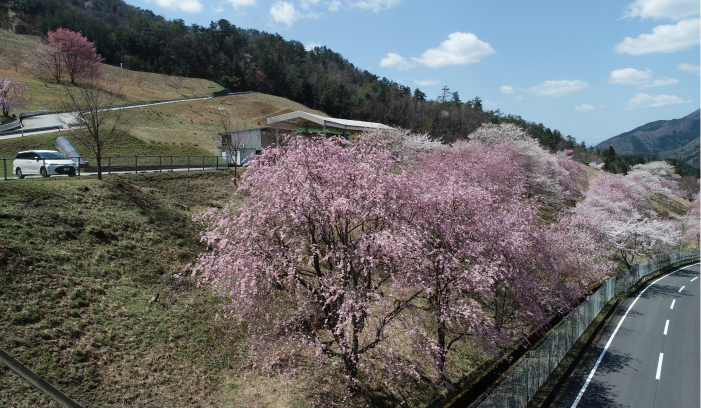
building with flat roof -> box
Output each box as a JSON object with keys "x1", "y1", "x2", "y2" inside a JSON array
[{"x1": 218, "y1": 111, "x2": 392, "y2": 164}]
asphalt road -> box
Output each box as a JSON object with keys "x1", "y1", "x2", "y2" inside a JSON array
[{"x1": 557, "y1": 262, "x2": 700, "y2": 408}]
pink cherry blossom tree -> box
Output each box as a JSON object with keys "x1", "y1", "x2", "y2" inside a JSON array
[
  {"x1": 355, "y1": 127, "x2": 443, "y2": 163},
  {"x1": 25, "y1": 28, "x2": 103, "y2": 84},
  {"x1": 399, "y1": 145, "x2": 580, "y2": 384},
  {"x1": 0, "y1": 78, "x2": 28, "y2": 117},
  {"x1": 190, "y1": 135, "x2": 422, "y2": 394},
  {"x1": 573, "y1": 173, "x2": 683, "y2": 269},
  {"x1": 467, "y1": 123, "x2": 587, "y2": 208},
  {"x1": 684, "y1": 190, "x2": 700, "y2": 247},
  {"x1": 191, "y1": 126, "x2": 678, "y2": 402}
]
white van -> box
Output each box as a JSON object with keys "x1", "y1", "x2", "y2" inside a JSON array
[{"x1": 14, "y1": 150, "x2": 78, "y2": 179}]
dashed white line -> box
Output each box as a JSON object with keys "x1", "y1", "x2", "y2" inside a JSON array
[
  {"x1": 691, "y1": 277, "x2": 698, "y2": 282},
  {"x1": 664, "y1": 320, "x2": 669, "y2": 335},
  {"x1": 570, "y1": 271, "x2": 676, "y2": 407},
  {"x1": 656, "y1": 353, "x2": 664, "y2": 380},
  {"x1": 679, "y1": 286, "x2": 685, "y2": 292},
  {"x1": 570, "y1": 267, "x2": 695, "y2": 407}
]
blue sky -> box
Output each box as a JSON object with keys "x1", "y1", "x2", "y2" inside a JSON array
[{"x1": 121, "y1": 0, "x2": 700, "y2": 146}]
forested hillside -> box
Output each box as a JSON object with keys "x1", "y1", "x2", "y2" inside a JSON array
[
  {"x1": 596, "y1": 109, "x2": 700, "y2": 168},
  {"x1": 1, "y1": 0, "x2": 580, "y2": 149}
]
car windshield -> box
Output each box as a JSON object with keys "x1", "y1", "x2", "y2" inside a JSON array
[{"x1": 37, "y1": 152, "x2": 68, "y2": 159}]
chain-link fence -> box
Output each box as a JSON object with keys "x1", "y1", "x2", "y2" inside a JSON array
[{"x1": 477, "y1": 247, "x2": 700, "y2": 408}]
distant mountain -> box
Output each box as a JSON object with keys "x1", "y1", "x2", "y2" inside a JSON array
[{"x1": 596, "y1": 109, "x2": 700, "y2": 167}]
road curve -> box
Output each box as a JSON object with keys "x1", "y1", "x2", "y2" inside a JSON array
[
  {"x1": 557, "y1": 262, "x2": 700, "y2": 408},
  {"x1": 0, "y1": 96, "x2": 213, "y2": 141}
]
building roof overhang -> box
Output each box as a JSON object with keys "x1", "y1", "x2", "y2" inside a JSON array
[{"x1": 266, "y1": 111, "x2": 391, "y2": 132}]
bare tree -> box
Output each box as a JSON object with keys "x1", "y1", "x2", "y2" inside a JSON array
[
  {"x1": 679, "y1": 175, "x2": 700, "y2": 201},
  {"x1": 131, "y1": 71, "x2": 149, "y2": 89},
  {"x1": 58, "y1": 77, "x2": 132, "y2": 180},
  {"x1": 182, "y1": 79, "x2": 198, "y2": 96},
  {"x1": 6, "y1": 51, "x2": 22, "y2": 72},
  {"x1": 215, "y1": 108, "x2": 247, "y2": 185},
  {"x1": 148, "y1": 73, "x2": 166, "y2": 88},
  {"x1": 24, "y1": 42, "x2": 64, "y2": 83},
  {"x1": 167, "y1": 76, "x2": 185, "y2": 94}
]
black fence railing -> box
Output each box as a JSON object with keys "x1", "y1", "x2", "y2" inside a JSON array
[{"x1": 1, "y1": 155, "x2": 229, "y2": 180}]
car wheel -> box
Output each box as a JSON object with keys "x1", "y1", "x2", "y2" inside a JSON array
[
  {"x1": 16, "y1": 168, "x2": 24, "y2": 179},
  {"x1": 40, "y1": 167, "x2": 49, "y2": 177}
]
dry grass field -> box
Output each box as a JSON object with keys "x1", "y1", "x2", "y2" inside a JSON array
[
  {"x1": 0, "y1": 29, "x2": 220, "y2": 111},
  {"x1": 1, "y1": 29, "x2": 329, "y2": 159},
  {"x1": 128, "y1": 93, "x2": 328, "y2": 154},
  {"x1": 0, "y1": 171, "x2": 319, "y2": 408}
]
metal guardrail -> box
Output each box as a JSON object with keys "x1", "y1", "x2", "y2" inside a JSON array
[
  {"x1": 19, "y1": 110, "x2": 52, "y2": 119},
  {"x1": 0, "y1": 348, "x2": 84, "y2": 407},
  {"x1": 0, "y1": 125, "x2": 63, "y2": 137},
  {"x1": 474, "y1": 248, "x2": 700, "y2": 408},
  {"x1": 1, "y1": 155, "x2": 229, "y2": 180},
  {"x1": 0, "y1": 111, "x2": 54, "y2": 132},
  {"x1": 0, "y1": 118, "x2": 20, "y2": 132}
]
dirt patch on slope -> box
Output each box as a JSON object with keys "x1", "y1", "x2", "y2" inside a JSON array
[{"x1": 220, "y1": 97, "x2": 294, "y2": 126}]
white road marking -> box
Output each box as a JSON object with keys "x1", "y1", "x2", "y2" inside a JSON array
[
  {"x1": 656, "y1": 353, "x2": 664, "y2": 380},
  {"x1": 670, "y1": 299, "x2": 675, "y2": 309},
  {"x1": 691, "y1": 277, "x2": 698, "y2": 282},
  {"x1": 570, "y1": 271, "x2": 677, "y2": 407},
  {"x1": 682, "y1": 263, "x2": 699, "y2": 270},
  {"x1": 679, "y1": 286, "x2": 685, "y2": 292},
  {"x1": 664, "y1": 320, "x2": 669, "y2": 335}
]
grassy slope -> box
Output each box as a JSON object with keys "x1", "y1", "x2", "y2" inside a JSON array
[
  {"x1": 1, "y1": 29, "x2": 328, "y2": 165},
  {"x1": 0, "y1": 171, "x2": 311, "y2": 407},
  {"x1": 127, "y1": 93, "x2": 328, "y2": 154},
  {"x1": 0, "y1": 29, "x2": 220, "y2": 111}
]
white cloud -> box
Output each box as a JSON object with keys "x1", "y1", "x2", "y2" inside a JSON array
[
  {"x1": 615, "y1": 18, "x2": 700, "y2": 54},
  {"x1": 678, "y1": 63, "x2": 701, "y2": 75},
  {"x1": 624, "y1": 0, "x2": 699, "y2": 21},
  {"x1": 412, "y1": 32, "x2": 495, "y2": 68},
  {"x1": 270, "y1": 1, "x2": 320, "y2": 27},
  {"x1": 609, "y1": 68, "x2": 678, "y2": 88},
  {"x1": 351, "y1": 0, "x2": 400, "y2": 12},
  {"x1": 227, "y1": 0, "x2": 256, "y2": 9},
  {"x1": 146, "y1": 0, "x2": 202, "y2": 12},
  {"x1": 575, "y1": 104, "x2": 596, "y2": 111},
  {"x1": 500, "y1": 85, "x2": 515, "y2": 94},
  {"x1": 212, "y1": 4, "x2": 224, "y2": 12},
  {"x1": 305, "y1": 42, "x2": 322, "y2": 51},
  {"x1": 609, "y1": 67, "x2": 652, "y2": 85},
  {"x1": 414, "y1": 79, "x2": 440, "y2": 87},
  {"x1": 380, "y1": 53, "x2": 415, "y2": 70},
  {"x1": 626, "y1": 92, "x2": 691, "y2": 109},
  {"x1": 301, "y1": 0, "x2": 320, "y2": 9},
  {"x1": 527, "y1": 80, "x2": 589, "y2": 97},
  {"x1": 271, "y1": 1, "x2": 301, "y2": 27},
  {"x1": 328, "y1": 0, "x2": 341, "y2": 10}
]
